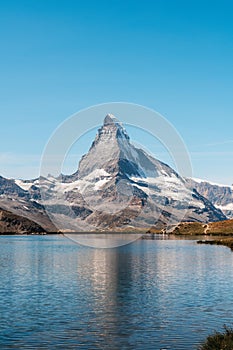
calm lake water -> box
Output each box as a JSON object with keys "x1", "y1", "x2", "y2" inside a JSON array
[{"x1": 1, "y1": 235, "x2": 233, "y2": 349}]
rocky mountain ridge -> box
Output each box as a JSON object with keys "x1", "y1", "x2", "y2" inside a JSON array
[
  {"x1": 0, "y1": 114, "x2": 228, "y2": 232},
  {"x1": 187, "y1": 178, "x2": 233, "y2": 218},
  {"x1": 37, "y1": 114, "x2": 227, "y2": 231}
]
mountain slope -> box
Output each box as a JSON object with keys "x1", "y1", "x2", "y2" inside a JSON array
[
  {"x1": 0, "y1": 115, "x2": 227, "y2": 232},
  {"x1": 0, "y1": 176, "x2": 57, "y2": 232},
  {"x1": 0, "y1": 208, "x2": 46, "y2": 234},
  {"x1": 37, "y1": 114, "x2": 226, "y2": 231},
  {"x1": 187, "y1": 178, "x2": 233, "y2": 218}
]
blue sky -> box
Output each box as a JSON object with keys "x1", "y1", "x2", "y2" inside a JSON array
[{"x1": 0, "y1": 0, "x2": 233, "y2": 184}]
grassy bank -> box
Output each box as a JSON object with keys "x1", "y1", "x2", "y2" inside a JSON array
[{"x1": 171, "y1": 219, "x2": 233, "y2": 236}]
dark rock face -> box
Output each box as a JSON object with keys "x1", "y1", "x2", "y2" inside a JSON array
[{"x1": 190, "y1": 190, "x2": 226, "y2": 222}]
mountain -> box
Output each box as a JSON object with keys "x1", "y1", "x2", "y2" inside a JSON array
[
  {"x1": 0, "y1": 176, "x2": 57, "y2": 232},
  {"x1": 187, "y1": 178, "x2": 233, "y2": 219},
  {"x1": 0, "y1": 207, "x2": 46, "y2": 234},
  {"x1": 0, "y1": 114, "x2": 227, "y2": 232},
  {"x1": 36, "y1": 114, "x2": 226, "y2": 231}
]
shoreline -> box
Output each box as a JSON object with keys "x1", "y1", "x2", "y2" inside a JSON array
[
  {"x1": 1, "y1": 231, "x2": 233, "y2": 251},
  {"x1": 197, "y1": 237, "x2": 233, "y2": 250}
]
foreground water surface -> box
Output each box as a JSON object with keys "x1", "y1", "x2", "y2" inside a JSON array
[{"x1": 1, "y1": 235, "x2": 233, "y2": 349}]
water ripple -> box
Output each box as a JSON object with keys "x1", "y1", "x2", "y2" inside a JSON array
[{"x1": 0, "y1": 235, "x2": 233, "y2": 349}]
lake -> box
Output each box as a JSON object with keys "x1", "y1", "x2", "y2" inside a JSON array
[{"x1": 1, "y1": 235, "x2": 233, "y2": 349}]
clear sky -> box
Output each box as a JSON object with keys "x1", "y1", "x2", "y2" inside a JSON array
[{"x1": 0, "y1": 0, "x2": 233, "y2": 184}]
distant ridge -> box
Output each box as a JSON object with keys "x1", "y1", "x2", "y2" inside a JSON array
[{"x1": 188, "y1": 178, "x2": 233, "y2": 219}]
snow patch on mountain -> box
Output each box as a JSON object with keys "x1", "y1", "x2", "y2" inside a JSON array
[
  {"x1": 216, "y1": 203, "x2": 233, "y2": 211},
  {"x1": 131, "y1": 174, "x2": 192, "y2": 201},
  {"x1": 15, "y1": 180, "x2": 33, "y2": 191}
]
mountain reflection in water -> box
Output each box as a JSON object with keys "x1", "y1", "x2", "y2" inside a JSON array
[{"x1": 1, "y1": 235, "x2": 233, "y2": 349}]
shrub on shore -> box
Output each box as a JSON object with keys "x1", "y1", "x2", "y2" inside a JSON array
[{"x1": 199, "y1": 325, "x2": 233, "y2": 349}]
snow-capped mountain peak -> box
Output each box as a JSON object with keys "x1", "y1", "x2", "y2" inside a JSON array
[
  {"x1": 0, "y1": 115, "x2": 227, "y2": 232},
  {"x1": 103, "y1": 113, "x2": 121, "y2": 125},
  {"x1": 36, "y1": 115, "x2": 226, "y2": 231}
]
